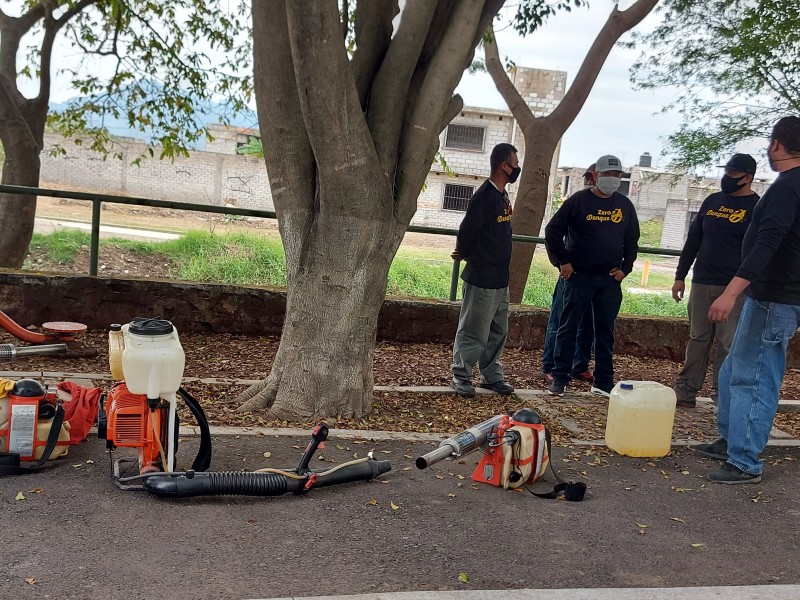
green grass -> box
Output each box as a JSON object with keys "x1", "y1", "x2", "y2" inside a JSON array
[
  {"x1": 26, "y1": 229, "x2": 688, "y2": 317},
  {"x1": 638, "y1": 217, "x2": 664, "y2": 247}
]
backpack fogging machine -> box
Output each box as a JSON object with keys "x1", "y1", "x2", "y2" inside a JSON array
[
  {"x1": 416, "y1": 409, "x2": 586, "y2": 500},
  {"x1": 99, "y1": 317, "x2": 390, "y2": 499}
]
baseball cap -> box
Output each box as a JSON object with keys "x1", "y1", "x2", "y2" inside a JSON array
[
  {"x1": 582, "y1": 163, "x2": 597, "y2": 177},
  {"x1": 595, "y1": 155, "x2": 624, "y2": 173},
  {"x1": 719, "y1": 153, "x2": 757, "y2": 175}
]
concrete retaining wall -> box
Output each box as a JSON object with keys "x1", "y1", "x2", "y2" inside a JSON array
[{"x1": 3, "y1": 272, "x2": 798, "y2": 367}]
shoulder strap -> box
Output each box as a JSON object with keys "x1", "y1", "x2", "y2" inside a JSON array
[
  {"x1": 0, "y1": 403, "x2": 65, "y2": 477},
  {"x1": 525, "y1": 428, "x2": 587, "y2": 502}
]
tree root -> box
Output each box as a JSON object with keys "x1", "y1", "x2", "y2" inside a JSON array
[{"x1": 234, "y1": 377, "x2": 278, "y2": 412}]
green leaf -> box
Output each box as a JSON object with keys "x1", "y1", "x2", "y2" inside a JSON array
[{"x1": 458, "y1": 572, "x2": 469, "y2": 584}]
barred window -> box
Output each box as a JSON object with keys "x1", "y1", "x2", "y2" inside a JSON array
[
  {"x1": 445, "y1": 124, "x2": 485, "y2": 151},
  {"x1": 442, "y1": 183, "x2": 475, "y2": 212}
]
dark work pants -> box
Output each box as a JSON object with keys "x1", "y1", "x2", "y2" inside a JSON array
[
  {"x1": 552, "y1": 273, "x2": 623, "y2": 389},
  {"x1": 542, "y1": 277, "x2": 594, "y2": 375}
]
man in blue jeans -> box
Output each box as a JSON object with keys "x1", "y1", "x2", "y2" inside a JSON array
[
  {"x1": 544, "y1": 155, "x2": 640, "y2": 397},
  {"x1": 542, "y1": 165, "x2": 595, "y2": 384},
  {"x1": 696, "y1": 116, "x2": 800, "y2": 484}
]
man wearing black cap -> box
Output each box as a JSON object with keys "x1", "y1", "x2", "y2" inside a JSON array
[
  {"x1": 671, "y1": 153, "x2": 760, "y2": 408},
  {"x1": 696, "y1": 116, "x2": 800, "y2": 484}
]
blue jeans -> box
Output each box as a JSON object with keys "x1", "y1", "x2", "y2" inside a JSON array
[
  {"x1": 717, "y1": 297, "x2": 800, "y2": 475},
  {"x1": 552, "y1": 273, "x2": 622, "y2": 390},
  {"x1": 542, "y1": 277, "x2": 594, "y2": 375}
]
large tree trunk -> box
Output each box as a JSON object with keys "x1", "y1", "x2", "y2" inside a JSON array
[
  {"x1": 0, "y1": 146, "x2": 40, "y2": 268},
  {"x1": 236, "y1": 214, "x2": 404, "y2": 419},
  {"x1": 238, "y1": 0, "x2": 505, "y2": 420},
  {"x1": 508, "y1": 133, "x2": 559, "y2": 302}
]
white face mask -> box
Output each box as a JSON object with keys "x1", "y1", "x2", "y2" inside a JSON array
[{"x1": 596, "y1": 176, "x2": 621, "y2": 195}]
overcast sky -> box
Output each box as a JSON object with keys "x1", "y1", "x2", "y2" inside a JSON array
[
  {"x1": 31, "y1": 1, "x2": 770, "y2": 177},
  {"x1": 454, "y1": 2, "x2": 685, "y2": 172}
]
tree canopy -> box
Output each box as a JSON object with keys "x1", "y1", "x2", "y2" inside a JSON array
[{"x1": 630, "y1": 0, "x2": 800, "y2": 171}]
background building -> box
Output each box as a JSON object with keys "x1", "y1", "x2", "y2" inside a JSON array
[{"x1": 39, "y1": 66, "x2": 567, "y2": 231}]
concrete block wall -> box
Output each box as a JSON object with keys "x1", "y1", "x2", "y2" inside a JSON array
[
  {"x1": 437, "y1": 107, "x2": 512, "y2": 178},
  {"x1": 40, "y1": 133, "x2": 274, "y2": 211}
]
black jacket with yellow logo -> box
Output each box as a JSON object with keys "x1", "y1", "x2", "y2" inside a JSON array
[
  {"x1": 545, "y1": 188, "x2": 640, "y2": 276},
  {"x1": 675, "y1": 191, "x2": 759, "y2": 286},
  {"x1": 738, "y1": 166, "x2": 800, "y2": 303},
  {"x1": 456, "y1": 180, "x2": 513, "y2": 289}
]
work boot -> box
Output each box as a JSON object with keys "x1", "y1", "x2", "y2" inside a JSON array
[
  {"x1": 707, "y1": 462, "x2": 761, "y2": 485},
  {"x1": 450, "y1": 378, "x2": 475, "y2": 398},
  {"x1": 479, "y1": 380, "x2": 515, "y2": 395},
  {"x1": 693, "y1": 438, "x2": 727, "y2": 461}
]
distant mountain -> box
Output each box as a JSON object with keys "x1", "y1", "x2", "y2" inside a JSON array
[{"x1": 48, "y1": 85, "x2": 258, "y2": 151}]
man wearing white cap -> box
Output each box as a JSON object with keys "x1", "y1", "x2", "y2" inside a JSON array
[{"x1": 544, "y1": 155, "x2": 640, "y2": 397}]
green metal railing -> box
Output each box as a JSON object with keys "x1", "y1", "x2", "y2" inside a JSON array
[{"x1": 0, "y1": 184, "x2": 681, "y2": 300}]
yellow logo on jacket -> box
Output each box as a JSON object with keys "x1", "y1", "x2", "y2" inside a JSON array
[
  {"x1": 586, "y1": 208, "x2": 624, "y2": 223},
  {"x1": 705, "y1": 205, "x2": 747, "y2": 223}
]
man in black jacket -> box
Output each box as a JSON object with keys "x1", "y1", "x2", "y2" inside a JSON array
[
  {"x1": 450, "y1": 143, "x2": 518, "y2": 398},
  {"x1": 696, "y1": 116, "x2": 800, "y2": 484},
  {"x1": 672, "y1": 154, "x2": 760, "y2": 408},
  {"x1": 544, "y1": 155, "x2": 640, "y2": 397}
]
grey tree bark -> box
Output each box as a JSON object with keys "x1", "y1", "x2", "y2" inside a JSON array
[
  {"x1": 236, "y1": 0, "x2": 505, "y2": 419},
  {"x1": 484, "y1": 0, "x2": 660, "y2": 303}
]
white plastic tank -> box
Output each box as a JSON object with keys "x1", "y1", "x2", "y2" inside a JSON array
[
  {"x1": 121, "y1": 317, "x2": 185, "y2": 472},
  {"x1": 121, "y1": 317, "x2": 185, "y2": 399},
  {"x1": 604, "y1": 381, "x2": 677, "y2": 458}
]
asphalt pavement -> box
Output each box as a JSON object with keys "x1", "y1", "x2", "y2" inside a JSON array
[{"x1": 4, "y1": 428, "x2": 800, "y2": 600}]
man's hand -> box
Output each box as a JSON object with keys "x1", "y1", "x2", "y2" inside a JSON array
[
  {"x1": 672, "y1": 280, "x2": 685, "y2": 303},
  {"x1": 451, "y1": 250, "x2": 462, "y2": 261},
  {"x1": 559, "y1": 263, "x2": 574, "y2": 280},
  {"x1": 609, "y1": 268, "x2": 625, "y2": 282},
  {"x1": 709, "y1": 294, "x2": 737, "y2": 322}
]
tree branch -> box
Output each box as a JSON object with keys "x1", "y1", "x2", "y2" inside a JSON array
[
  {"x1": 367, "y1": 0, "x2": 437, "y2": 175},
  {"x1": 547, "y1": 0, "x2": 658, "y2": 128},
  {"x1": 484, "y1": 26, "x2": 535, "y2": 131},
  {"x1": 350, "y1": 0, "x2": 397, "y2": 110},
  {"x1": 251, "y1": 0, "x2": 315, "y2": 270},
  {"x1": 441, "y1": 94, "x2": 464, "y2": 132},
  {"x1": 285, "y1": 0, "x2": 379, "y2": 203},
  {"x1": 395, "y1": 0, "x2": 497, "y2": 223}
]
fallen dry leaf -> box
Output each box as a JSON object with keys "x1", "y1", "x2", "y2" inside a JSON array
[
  {"x1": 366, "y1": 499, "x2": 378, "y2": 506},
  {"x1": 390, "y1": 501, "x2": 400, "y2": 510},
  {"x1": 25, "y1": 578, "x2": 36, "y2": 585},
  {"x1": 15, "y1": 492, "x2": 25, "y2": 501},
  {"x1": 262, "y1": 451, "x2": 271, "y2": 458}
]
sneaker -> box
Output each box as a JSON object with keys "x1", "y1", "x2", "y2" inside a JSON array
[
  {"x1": 542, "y1": 372, "x2": 554, "y2": 384},
  {"x1": 692, "y1": 438, "x2": 727, "y2": 460},
  {"x1": 677, "y1": 398, "x2": 697, "y2": 409},
  {"x1": 479, "y1": 380, "x2": 515, "y2": 395},
  {"x1": 450, "y1": 378, "x2": 476, "y2": 398},
  {"x1": 573, "y1": 370, "x2": 594, "y2": 383},
  {"x1": 708, "y1": 462, "x2": 762, "y2": 485},
  {"x1": 548, "y1": 381, "x2": 566, "y2": 396},
  {"x1": 590, "y1": 383, "x2": 613, "y2": 398}
]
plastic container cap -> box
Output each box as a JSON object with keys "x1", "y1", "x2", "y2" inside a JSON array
[
  {"x1": 129, "y1": 317, "x2": 174, "y2": 336},
  {"x1": 620, "y1": 382, "x2": 634, "y2": 390}
]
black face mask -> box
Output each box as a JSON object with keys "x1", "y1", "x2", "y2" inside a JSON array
[
  {"x1": 506, "y1": 165, "x2": 521, "y2": 184},
  {"x1": 720, "y1": 174, "x2": 747, "y2": 194}
]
